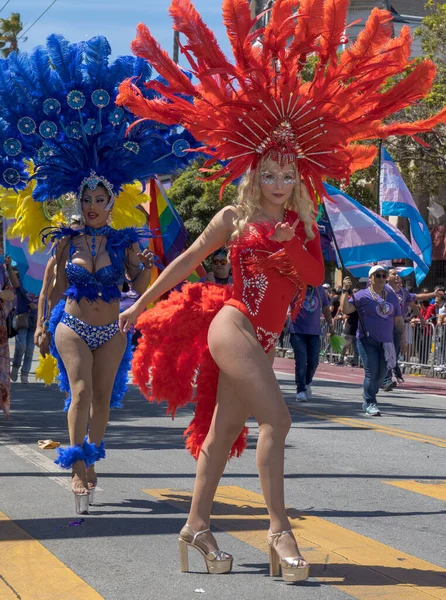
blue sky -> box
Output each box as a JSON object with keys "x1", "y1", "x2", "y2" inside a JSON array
[{"x1": 9, "y1": 0, "x2": 232, "y2": 64}]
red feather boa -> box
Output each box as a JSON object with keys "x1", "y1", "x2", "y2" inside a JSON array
[{"x1": 132, "y1": 282, "x2": 248, "y2": 459}]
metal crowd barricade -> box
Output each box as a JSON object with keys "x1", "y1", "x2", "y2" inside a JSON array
[
  {"x1": 276, "y1": 318, "x2": 345, "y2": 361},
  {"x1": 433, "y1": 324, "x2": 446, "y2": 376},
  {"x1": 399, "y1": 322, "x2": 435, "y2": 377},
  {"x1": 277, "y1": 318, "x2": 446, "y2": 379}
]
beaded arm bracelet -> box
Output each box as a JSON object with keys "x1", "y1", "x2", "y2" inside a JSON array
[{"x1": 139, "y1": 262, "x2": 152, "y2": 271}]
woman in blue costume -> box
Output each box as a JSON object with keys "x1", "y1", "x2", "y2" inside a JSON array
[
  {"x1": 0, "y1": 34, "x2": 198, "y2": 514},
  {"x1": 41, "y1": 183, "x2": 154, "y2": 514}
]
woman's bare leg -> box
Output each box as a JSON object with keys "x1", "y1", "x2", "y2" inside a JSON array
[
  {"x1": 86, "y1": 332, "x2": 127, "y2": 484},
  {"x1": 55, "y1": 323, "x2": 94, "y2": 493},
  {"x1": 187, "y1": 306, "x2": 302, "y2": 560},
  {"x1": 88, "y1": 332, "x2": 127, "y2": 445},
  {"x1": 187, "y1": 370, "x2": 250, "y2": 551}
]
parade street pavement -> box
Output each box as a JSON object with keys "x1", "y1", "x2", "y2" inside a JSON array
[{"x1": 0, "y1": 360, "x2": 445, "y2": 600}]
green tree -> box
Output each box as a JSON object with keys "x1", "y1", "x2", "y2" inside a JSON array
[
  {"x1": 0, "y1": 13, "x2": 25, "y2": 58},
  {"x1": 326, "y1": 163, "x2": 378, "y2": 210},
  {"x1": 168, "y1": 161, "x2": 238, "y2": 243},
  {"x1": 300, "y1": 5, "x2": 446, "y2": 207}
]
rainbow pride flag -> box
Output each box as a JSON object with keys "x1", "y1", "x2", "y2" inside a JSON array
[{"x1": 147, "y1": 177, "x2": 206, "y2": 284}]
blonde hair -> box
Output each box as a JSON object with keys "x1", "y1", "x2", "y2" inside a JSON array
[{"x1": 232, "y1": 158, "x2": 316, "y2": 240}]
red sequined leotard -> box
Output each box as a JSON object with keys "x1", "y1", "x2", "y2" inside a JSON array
[
  {"x1": 132, "y1": 210, "x2": 324, "y2": 458},
  {"x1": 225, "y1": 210, "x2": 324, "y2": 351}
]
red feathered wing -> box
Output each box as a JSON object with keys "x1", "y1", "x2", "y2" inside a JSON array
[{"x1": 132, "y1": 283, "x2": 248, "y2": 459}]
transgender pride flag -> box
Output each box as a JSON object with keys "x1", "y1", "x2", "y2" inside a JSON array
[
  {"x1": 323, "y1": 184, "x2": 426, "y2": 280},
  {"x1": 379, "y1": 147, "x2": 431, "y2": 284},
  {"x1": 3, "y1": 219, "x2": 48, "y2": 295}
]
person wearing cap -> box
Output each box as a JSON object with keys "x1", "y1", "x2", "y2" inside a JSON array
[{"x1": 341, "y1": 266, "x2": 404, "y2": 416}]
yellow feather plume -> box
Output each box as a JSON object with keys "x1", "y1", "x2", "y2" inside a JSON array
[
  {"x1": 0, "y1": 160, "x2": 55, "y2": 253},
  {"x1": 8, "y1": 189, "x2": 52, "y2": 254},
  {"x1": 0, "y1": 163, "x2": 149, "y2": 254},
  {"x1": 111, "y1": 184, "x2": 149, "y2": 229},
  {"x1": 35, "y1": 354, "x2": 59, "y2": 386},
  {"x1": 0, "y1": 187, "x2": 20, "y2": 220}
]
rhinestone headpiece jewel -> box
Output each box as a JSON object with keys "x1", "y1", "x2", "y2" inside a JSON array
[{"x1": 78, "y1": 170, "x2": 115, "y2": 210}]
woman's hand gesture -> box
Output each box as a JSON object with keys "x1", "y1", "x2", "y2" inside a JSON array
[
  {"x1": 119, "y1": 302, "x2": 145, "y2": 333},
  {"x1": 268, "y1": 219, "x2": 299, "y2": 243},
  {"x1": 137, "y1": 248, "x2": 154, "y2": 269}
]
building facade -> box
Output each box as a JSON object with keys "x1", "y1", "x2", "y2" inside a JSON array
[
  {"x1": 348, "y1": 1, "x2": 428, "y2": 56},
  {"x1": 250, "y1": 1, "x2": 429, "y2": 57}
]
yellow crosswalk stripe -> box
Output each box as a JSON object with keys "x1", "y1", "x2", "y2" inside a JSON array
[
  {"x1": 144, "y1": 486, "x2": 446, "y2": 599},
  {"x1": 290, "y1": 405, "x2": 446, "y2": 448},
  {"x1": 0, "y1": 577, "x2": 20, "y2": 600},
  {"x1": 383, "y1": 480, "x2": 446, "y2": 502},
  {"x1": 0, "y1": 511, "x2": 103, "y2": 600}
]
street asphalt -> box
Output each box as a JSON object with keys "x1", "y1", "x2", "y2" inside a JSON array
[{"x1": 0, "y1": 358, "x2": 445, "y2": 600}]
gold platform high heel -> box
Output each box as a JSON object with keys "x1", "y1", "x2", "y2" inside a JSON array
[
  {"x1": 179, "y1": 524, "x2": 233, "y2": 574},
  {"x1": 267, "y1": 530, "x2": 310, "y2": 583}
]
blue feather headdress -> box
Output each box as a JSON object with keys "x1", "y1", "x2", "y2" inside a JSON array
[{"x1": 0, "y1": 34, "x2": 200, "y2": 206}]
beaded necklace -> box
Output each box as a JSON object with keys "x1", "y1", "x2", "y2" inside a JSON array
[
  {"x1": 84, "y1": 225, "x2": 112, "y2": 257},
  {"x1": 393, "y1": 286, "x2": 405, "y2": 310},
  {"x1": 368, "y1": 285, "x2": 391, "y2": 316}
]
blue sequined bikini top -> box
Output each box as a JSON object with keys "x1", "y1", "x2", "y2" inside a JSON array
[
  {"x1": 66, "y1": 260, "x2": 125, "y2": 303},
  {"x1": 40, "y1": 225, "x2": 150, "y2": 304},
  {"x1": 66, "y1": 232, "x2": 125, "y2": 303}
]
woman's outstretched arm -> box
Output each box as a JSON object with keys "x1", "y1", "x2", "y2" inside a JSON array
[{"x1": 119, "y1": 206, "x2": 237, "y2": 332}]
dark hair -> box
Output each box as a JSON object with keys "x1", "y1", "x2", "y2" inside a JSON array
[{"x1": 213, "y1": 247, "x2": 228, "y2": 258}]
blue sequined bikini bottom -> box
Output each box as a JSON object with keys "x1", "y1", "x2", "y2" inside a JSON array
[{"x1": 60, "y1": 313, "x2": 120, "y2": 350}]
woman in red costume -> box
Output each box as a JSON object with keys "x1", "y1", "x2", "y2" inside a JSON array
[
  {"x1": 118, "y1": 0, "x2": 446, "y2": 583},
  {"x1": 122, "y1": 158, "x2": 322, "y2": 582}
]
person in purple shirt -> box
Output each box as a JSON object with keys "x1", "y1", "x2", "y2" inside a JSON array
[
  {"x1": 341, "y1": 266, "x2": 404, "y2": 417},
  {"x1": 382, "y1": 268, "x2": 425, "y2": 390},
  {"x1": 289, "y1": 285, "x2": 334, "y2": 402}
]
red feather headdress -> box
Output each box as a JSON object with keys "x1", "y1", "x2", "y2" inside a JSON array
[{"x1": 117, "y1": 0, "x2": 446, "y2": 202}]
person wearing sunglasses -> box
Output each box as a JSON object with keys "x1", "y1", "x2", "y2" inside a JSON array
[
  {"x1": 208, "y1": 249, "x2": 232, "y2": 285},
  {"x1": 340, "y1": 266, "x2": 404, "y2": 416}
]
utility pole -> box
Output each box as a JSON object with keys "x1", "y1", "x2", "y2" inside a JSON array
[
  {"x1": 173, "y1": 30, "x2": 179, "y2": 64},
  {"x1": 376, "y1": 138, "x2": 383, "y2": 215},
  {"x1": 382, "y1": 0, "x2": 395, "y2": 36}
]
